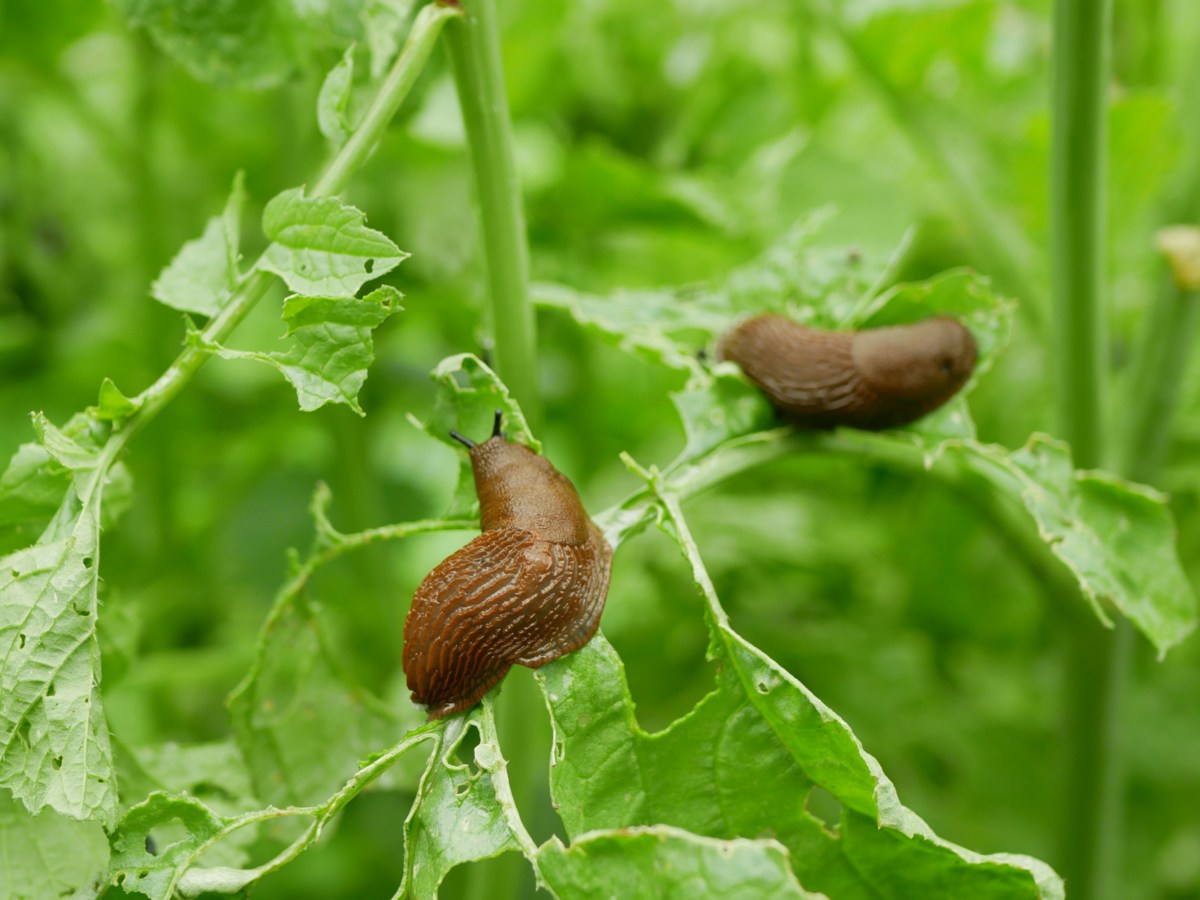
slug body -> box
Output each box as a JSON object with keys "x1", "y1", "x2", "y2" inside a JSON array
[
  {"x1": 718, "y1": 315, "x2": 977, "y2": 430},
  {"x1": 403, "y1": 415, "x2": 612, "y2": 719}
]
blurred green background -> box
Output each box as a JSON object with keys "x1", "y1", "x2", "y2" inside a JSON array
[{"x1": 2, "y1": 0, "x2": 1200, "y2": 897}]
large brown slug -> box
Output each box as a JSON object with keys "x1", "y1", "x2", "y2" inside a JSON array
[
  {"x1": 403, "y1": 412, "x2": 612, "y2": 719},
  {"x1": 718, "y1": 315, "x2": 977, "y2": 430}
]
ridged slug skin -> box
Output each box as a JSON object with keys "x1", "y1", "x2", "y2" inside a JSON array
[
  {"x1": 718, "y1": 315, "x2": 977, "y2": 430},
  {"x1": 403, "y1": 416, "x2": 612, "y2": 719}
]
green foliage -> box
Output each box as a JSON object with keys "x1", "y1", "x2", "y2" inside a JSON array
[{"x1": 3, "y1": 1, "x2": 1200, "y2": 899}]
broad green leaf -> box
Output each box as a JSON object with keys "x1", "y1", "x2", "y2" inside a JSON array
[
  {"x1": 151, "y1": 172, "x2": 245, "y2": 317},
  {"x1": 209, "y1": 286, "x2": 400, "y2": 414},
  {"x1": 318, "y1": 45, "x2": 356, "y2": 145},
  {"x1": 258, "y1": 188, "x2": 409, "y2": 298},
  {"x1": 0, "y1": 793, "x2": 108, "y2": 900},
  {"x1": 227, "y1": 592, "x2": 401, "y2": 807},
  {"x1": 108, "y1": 793, "x2": 225, "y2": 900},
  {"x1": 537, "y1": 825, "x2": 819, "y2": 899},
  {"x1": 0, "y1": 417, "x2": 119, "y2": 827},
  {"x1": 537, "y1": 487, "x2": 1064, "y2": 899},
  {"x1": 398, "y1": 710, "x2": 533, "y2": 899}
]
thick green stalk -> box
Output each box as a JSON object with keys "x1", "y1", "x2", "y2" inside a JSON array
[
  {"x1": 1050, "y1": 2, "x2": 1118, "y2": 898},
  {"x1": 444, "y1": 0, "x2": 540, "y2": 430},
  {"x1": 444, "y1": 6, "x2": 544, "y2": 898}
]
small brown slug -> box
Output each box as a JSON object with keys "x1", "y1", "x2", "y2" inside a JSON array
[
  {"x1": 717, "y1": 315, "x2": 977, "y2": 430},
  {"x1": 403, "y1": 412, "x2": 612, "y2": 719}
]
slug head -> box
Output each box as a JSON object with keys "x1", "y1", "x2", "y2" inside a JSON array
[
  {"x1": 852, "y1": 316, "x2": 977, "y2": 405},
  {"x1": 450, "y1": 412, "x2": 590, "y2": 545}
]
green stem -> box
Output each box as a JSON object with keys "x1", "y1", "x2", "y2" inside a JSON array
[
  {"x1": 1051, "y1": 2, "x2": 1118, "y2": 898},
  {"x1": 444, "y1": 8, "x2": 543, "y2": 898},
  {"x1": 444, "y1": 0, "x2": 540, "y2": 430},
  {"x1": 85, "y1": 4, "x2": 459, "y2": 495}
]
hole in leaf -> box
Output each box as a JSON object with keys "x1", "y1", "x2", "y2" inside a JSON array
[
  {"x1": 10, "y1": 569, "x2": 19, "y2": 579},
  {"x1": 52, "y1": 755, "x2": 63, "y2": 770},
  {"x1": 17, "y1": 719, "x2": 31, "y2": 748},
  {"x1": 46, "y1": 683, "x2": 55, "y2": 697},
  {"x1": 82, "y1": 557, "x2": 93, "y2": 569},
  {"x1": 364, "y1": 258, "x2": 375, "y2": 273},
  {"x1": 115, "y1": 874, "x2": 125, "y2": 886},
  {"x1": 452, "y1": 727, "x2": 482, "y2": 777},
  {"x1": 805, "y1": 785, "x2": 843, "y2": 832},
  {"x1": 454, "y1": 781, "x2": 470, "y2": 798},
  {"x1": 17, "y1": 633, "x2": 25, "y2": 649},
  {"x1": 145, "y1": 835, "x2": 158, "y2": 855},
  {"x1": 75, "y1": 604, "x2": 89, "y2": 616}
]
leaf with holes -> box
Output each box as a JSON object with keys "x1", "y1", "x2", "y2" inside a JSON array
[
  {"x1": 258, "y1": 188, "x2": 408, "y2": 297},
  {"x1": 400, "y1": 710, "x2": 531, "y2": 898},
  {"x1": 0, "y1": 415, "x2": 120, "y2": 827},
  {"x1": 207, "y1": 286, "x2": 400, "y2": 414}
]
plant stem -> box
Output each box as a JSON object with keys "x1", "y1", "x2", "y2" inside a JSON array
[
  {"x1": 1050, "y1": 2, "x2": 1118, "y2": 898},
  {"x1": 444, "y1": 0, "x2": 540, "y2": 431},
  {"x1": 445, "y1": 5, "x2": 544, "y2": 897}
]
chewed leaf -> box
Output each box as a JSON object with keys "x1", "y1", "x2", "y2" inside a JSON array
[
  {"x1": 0, "y1": 496, "x2": 116, "y2": 827},
  {"x1": 1004, "y1": 436, "x2": 1197, "y2": 654},
  {"x1": 537, "y1": 826, "x2": 820, "y2": 899},
  {"x1": 400, "y1": 709, "x2": 531, "y2": 898},
  {"x1": 108, "y1": 793, "x2": 226, "y2": 899},
  {"x1": 538, "y1": 483, "x2": 1065, "y2": 900},
  {"x1": 258, "y1": 188, "x2": 408, "y2": 297},
  {"x1": 152, "y1": 171, "x2": 245, "y2": 316},
  {"x1": 208, "y1": 286, "x2": 400, "y2": 415}
]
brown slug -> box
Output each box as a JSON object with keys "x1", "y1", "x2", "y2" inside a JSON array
[
  {"x1": 403, "y1": 412, "x2": 612, "y2": 719},
  {"x1": 717, "y1": 315, "x2": 977, "y2": 430}
]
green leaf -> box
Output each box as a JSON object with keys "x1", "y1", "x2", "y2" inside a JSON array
[
  {"x1": 537, "y1": 826, "x2": 819, "y2": 899},
  {"x1": 318, "y1": 45, "x2": 356, "y2": 145},
  {"x1": 537, "y1": 486, "x2": 1065, "y2": 899},
  {"x1": 108, "y1": 793, "x2": 226, "y2": 900},
  {"x1": 258, "y1": 188, "x2": 409, "y2": 298},
  {"x1": 0, "y1": 417, "x2": 119, "y2": 827},
  {"x1": 227, "y1": 593, "x2": 401, "y2": 807},
  {"x1": 151, "y1": 171, "x2": 245, "y2": 316},
  {"x1": 93, "y1": 378, "x2": 142, "y2": 423},
  {"x1": 209, "y1": 286, "x2": 400, "y2": 414},
  {"x1": 0, "y1": 793, "x2": 108, "y2": 900},
  {"x1": 1004, "y1": 436, "x2": 1197, "y2": 654},
  {"x1": 399, "y1": 710, "x2": 533, "y2": 898}
]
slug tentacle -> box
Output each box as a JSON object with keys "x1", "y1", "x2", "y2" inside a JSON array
[
  {"x1": 402, "y1": 416, "x2": 611, "y2": 719},
  {"x1": 718, "y1": 314, "x2": 976, "y2": 430}
]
